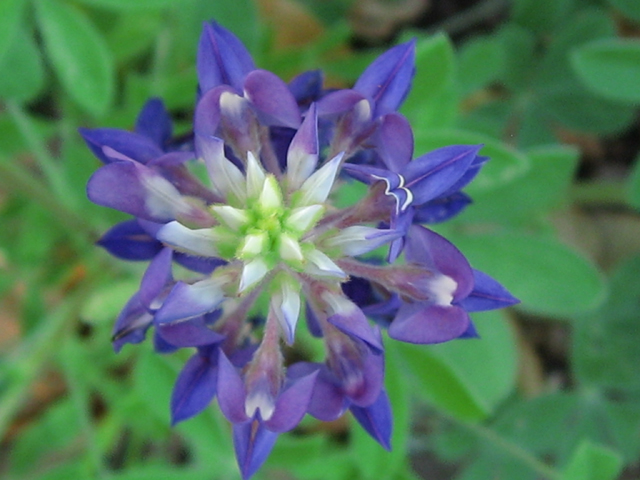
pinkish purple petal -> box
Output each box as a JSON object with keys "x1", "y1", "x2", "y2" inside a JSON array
[
  {"x1": 317, "y1": 89, "x2": 366, "y2": 116},
  {"x1": 154, "y1": 277, "x2": 225, "y2": 324},
  {"x1": 217, "y1": 351, "x2": 249, "y2": 424},
  {"x1": 264, "y1": 370, "x2": 318, "y2": 432},
  {"x1": 389, "y1": 302, "x2": 470, "y2": 344},
  {"x1": 156, "y1": 316, "x2": 225, "y2": 348},
  {"x1": 244, "y1": 70, "x2": 301, "y2": 128},
  {"x1": 138, "y1": 247, "x2": 173, "y2": 309},
  {"x1": 405, "y1": 226, "x2": 474, "y2": 302},
  {"x1": 286, "y1": 103, "x2": 318, "y2": 189}
]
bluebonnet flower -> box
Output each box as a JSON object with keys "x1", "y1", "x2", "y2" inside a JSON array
[{"x1": 83, "y1": 21, "x2": 518, "y2": 479}]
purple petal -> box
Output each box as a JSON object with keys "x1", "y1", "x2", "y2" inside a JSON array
[
  {"x1": 174, "y1": 253, "x2": 226, "y2": 274},
  {"x1": 194, "y1": 86, "x2": 228, "y2": 139},
  {"x1": 139, "y1": 247, "x2": 173, "y2": 309},
  {"x1": 264, "y1": 371, "x2": 318, "y2": 432},
  {"x1": 217, "y1": 351, "x2": 249, "y2": 424},
  {"x1": 79, "y1": 128, "x2": 164, "y2": 165},
  {"x1": 404, "y1": 226, "x2": 474, "y2": 302},
  {"x1": 350, "y1": 389, "x2": 393, "y2": 450},
  {"x1": 389, "y1": 302, "x2": 470, "y2": 344},
  {"x1": 286, "y1": 103, "x2": 318, "y2": 188},
  {"x1": 157, "y1": 315, "x2": 225, "y2": 348},
  {"x1": 439, "y1": 154, "x2": 488, "y2": 197},
  {"x1": 153, "y1": 329, "x2": 179, "y2": 354},
  {"x1": 342, "y1": 163, "x2": 403, "y2": 189},
  {"x1": 233, "y1": 421, "x2": 279, "y2": 480},
  {"x1": 243, "y1": 69, "x2": 301, "y2": 128},
  {"x1": 135, "y1": 97, "x2": 172, "y2": 147},
  {"x1": 288, "y1": 70, "x2": 323, "y2": 107},
  {"x1": 317, "y1": 89, "x2": 366, "y2": 116},
  {"x1": 457, "y1": 321, "x2": 480, "y2": 339},
  {"x1": 413, "y1": 193, "x2": 472, "y2": 224},
  {"x1": 388, "y1": 207, "x2": 414, "y2": 262},
  {"x1": 403, "y1": 145, "x2": 481, "y2": 206},
  {"x1": 305, "y1": 303, "x2": 323, "y2": 338},
  {"x1": 96, "y1": 220, "x2": 163, "y2": 261},
  {"x1": 457, "y1": 269, "x2": 519, "y2": 312},
  {"x1": 288, "y1": 363, "x2": 347, "y2": 421},
  {"x1": 326, "y1": 298, "x2": 383, "y2": 353},
  {"x1": 87, "y1": 161, "x2": 194, "y2": 223},
  {"x1": 354, "y1": 40, "x2": 416, "y2": 117},
  {"x1": 348, "y1": 341, "x2": 385, "y2": 407},
  {"x1": 197, "y1": 21, "x2": 255, "y2": 93},
  {"x1": 154, "y1": 277, "x2": 225, "y2": 324},
  {"x1": 171, "y1": 351, "x2": 219, "y2": 425},
  {"x1": 375, "y1": 113, "x2": 413, "y2": 172},
  {"x1": 111, "y1": 292, "x2": 153, "y2": 352}
]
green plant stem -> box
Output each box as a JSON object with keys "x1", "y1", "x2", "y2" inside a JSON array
[
  {"x1": 441, "y1": 410, "x2": 563, "y2": 480},
  {"x1": 5, "y1": 101, "x2": 73, "y2": 209},
  {"x1": 0, "y1": 153, "x2": 96, "y2": 245}
]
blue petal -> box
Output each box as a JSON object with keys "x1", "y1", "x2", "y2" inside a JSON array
[
  {"x1": 457, "y1": 269, "x2": 520, "y2": 312},
  {"x1": 138, "y1": 247, "x2": 173, "y2": 309},
  {"x1": 197, "y1": 21, "x2": 255, "y2": 93},
  {"x1": 353, "y1": 40, "x2": 416, "y2": 117},
  {"x1": 375, "y1": 113, "x2": 413, "y2": 172},
  {"x1": 389, "y1": 302, "x2": 470, "y2": 344},
  {"x1": 171, "y1": 350, "x2": 219, "y2": 425},
  {"x1": 111, "y1": 292, "x2": 152, "y2": 352},
  {"x1": 288, "y1": 69, "x2": 323, "y2": 107},
  {"x1": 79, "y1": 128, "x2": 164, "y2": 165},
  {"x1": 244, "y1": 69, "x2": 301, "y2": 128},
  {"x1": 413, "y1": 192, "x2": 472, "y2": 224},
  {"x1": 264, "y1": 371, "x2": 318, "y2": 432},
  {"x1": 233, "y1": 421, "x2": 279, "y2": 480},
  {"x1": 350, "y1": 389, "x2": 393, "y2": 450},
  {"x1": 135, "y1": 97, "x2": 172, "y2": 148},
  {"x1": 96, "y1": 220, "x2": 162, "y2": 261}
]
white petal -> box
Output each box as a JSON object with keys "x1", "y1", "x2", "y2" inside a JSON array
[
  {"x1": 272, "y1": 278, "x2": 301, "y2": 344},
  {"x1": 245, "y1": 151, "x2": 266, "y2": 199},
  {"x1": 239, "y1": 232, "x2": 267, "y2": 258},
  {"x1": 296, "y1": 152, "x2": 344, "y2": 206},
  {"x1": 325, "y1": 226, "x2": 401, "y2": 256},
  {"x1": 245, "y1": 390, "x2": 275, "y2": 421},
  {"x1": 285, "y1": 205, "x2": 324, "y2": 233},
  {"x1": 239, "y1": 258, "x2": 269, "y2": 292},
  {"x1": 211, "y1": 205, "x2": 249, "y2": 231},
  {"x1": 259, "y1": 175, "x2": 283, "y2": 211},
  {"x1": 429, "y1": 274, "x2": 457, "y2": 307},
  {"x1": 198, "y1": 135, "x2": 246, "y2": 202},
  {"x1": 279, "y1": 234, "x2": 304, "y2": 263},
  {"x1": 157, "y1": 221, "x2": 219, "y2": 257},
  {"x1": 304, "y1": 248, "x2": 346, "y2": 279}
]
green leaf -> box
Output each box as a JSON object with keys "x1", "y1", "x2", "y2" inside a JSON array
[
  {"x1": 573, "y1": 254, "x2": 640, "y2": 394},
  {"x1": 496, "y1": 23, "x2": 537, "y2": 91},
  {"x1": 571, "y1": 38, "x2": 640, "y2": 103},
  {"x1": 464, "y1": 145, "x2": 579, "y2": 223},
  {"x1": 0, "y1": 28, "x2": 45, "y2": 102},
  {"x1": 451, "y1": 232, "x2": 607, "y2": 316},
  {"x1": 35, "y1": 0, "x2": 114, "y2": 116},
  {"x1": 393, "y1": 311, "x2": 516, "y2": 421},
  {"x1": 457, "y1": 35, "x2": 504, "y2": 96},
  {"x1": 561, "y1": 440, "x2": 623, "y2": 480},
  {"x1": 413, "y1": 129, "x2": 530, "y2": 195},
  {"x1": 607, "y1": 0, "x2": 640, "y2": 22},
  {"x1": 401, "y1": 33, "x2": 456, "y2": 125},
  {"x1": 512, "y1": 0, "x2": 575, "y2": 33},
  {"x1": 106, "y1": 466, "x2": 214, "y2": 480},
  {"x1": 75, "y1": 0, "x2": 188, "y2": 9},
  {"x1": 629, "y1": 154, "x2": 640, "y2": 209},
  {"x1": 0, "y1": 0, "x2": 24, "y2": 63}
]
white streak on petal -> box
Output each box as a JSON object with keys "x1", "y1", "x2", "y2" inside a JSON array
[
  {"x1": 157, "y1": 221, "x2": 219, "y2": 257},
  {"x1": 430, "y1": 274, "x2": 457, "y2": 307},
  {"x1": 245, "y1": 391, "x2": 275, "y2": 420},
  {"x1": 304, "y1": 248, "x2": 346, "y2": 278},
  {"x1": 297, "y1": 152, "x2": 344, "y2": 206},
  {"x1": 140, "y1": 172, "x2": 187, "y2": 219},
  {"x1": 259, "y1": 175, "x2": 283, "y2": 211},
  {"x1": 239, "y1": 258, "x2": 269, "y2": 292},
  {"x1": 240, "y1": 232, "x2": 267, "y2": 258}
]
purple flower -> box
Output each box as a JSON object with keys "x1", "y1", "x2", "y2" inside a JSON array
[{"x1": 82, "y1": 21, "x2": 518, "y2": 480}]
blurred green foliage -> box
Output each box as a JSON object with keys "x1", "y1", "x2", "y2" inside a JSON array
[{"x1": 1, "y1": 0, "x2": 640, "y2": 479}]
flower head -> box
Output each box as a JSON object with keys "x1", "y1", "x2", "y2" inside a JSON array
[{"x1": 82, "y1": 21, "x2": 518, "y2": 479}]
